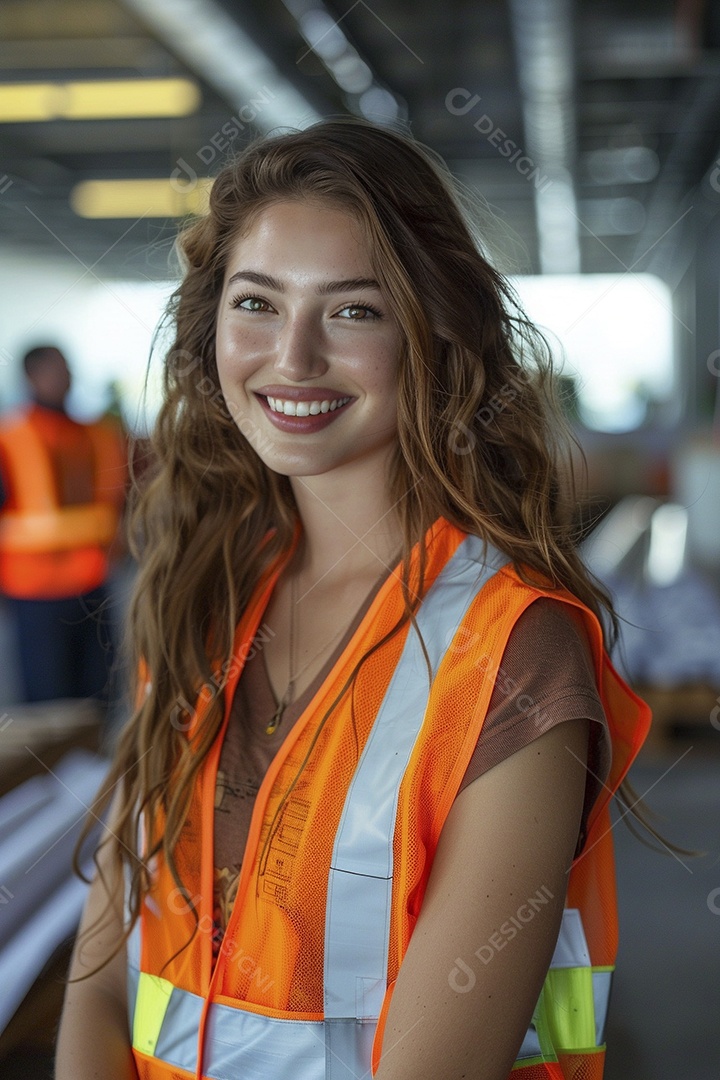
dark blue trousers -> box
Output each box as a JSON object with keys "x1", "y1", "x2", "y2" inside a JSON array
[{"x1": 6, "y1": 586, "x2": 114, "y2": 703}]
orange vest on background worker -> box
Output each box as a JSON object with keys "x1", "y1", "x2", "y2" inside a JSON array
[
  {"x1": 128, "y1": 519, "x2": 650, "y2": 1080},
  {"x1": 0, "y1": 404, "x2": 126, "y2": 599}
]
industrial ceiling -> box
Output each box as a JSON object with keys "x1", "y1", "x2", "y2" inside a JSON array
[{"x1": 1, "y1": 0, "x2": 720, "y2": 284}]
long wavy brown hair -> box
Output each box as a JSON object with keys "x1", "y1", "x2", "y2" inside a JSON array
[{"x1": 81, "y1": 117, "x2": 628, "y2": 947}]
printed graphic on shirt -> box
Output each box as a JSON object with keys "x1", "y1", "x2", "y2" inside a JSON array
[
  {"x1": 215, "y1": 767, "x2": 259, "y2": 810},
  {"x1": 213, "y1": 767, "x2": 260, "y2": 956}
]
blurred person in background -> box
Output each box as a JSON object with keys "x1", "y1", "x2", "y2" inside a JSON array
[{"x1": 0, "y1": 345, "x2": 127, "y2": 704}]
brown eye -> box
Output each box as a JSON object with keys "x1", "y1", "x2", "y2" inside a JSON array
[
  {"x1": 231, "y1": 295, "x2": 271, "y2": 312},
  {"x1": 337, "y1": 303, "x2": 382, "y2": 320}
]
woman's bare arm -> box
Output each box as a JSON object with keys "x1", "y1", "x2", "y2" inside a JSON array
[
  {"x1": 374, "y1": 716, "x2": 590, "y2": 1080},
  {"x1": 56, "y1": 833, "x2": 138, "y2": 1080}
]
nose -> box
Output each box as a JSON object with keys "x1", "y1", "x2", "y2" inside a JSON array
[{"x1": 273, "y1": 311, "x2": 329, "y2": 382}]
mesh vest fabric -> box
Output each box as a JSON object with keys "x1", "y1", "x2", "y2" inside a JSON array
[{"x1": 129, "y1": 518, "x2": 650, "y2": 1080}]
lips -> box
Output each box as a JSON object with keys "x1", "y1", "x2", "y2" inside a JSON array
[{"x1": 254, "y1": 390, "x2": 354, "y2": 432}]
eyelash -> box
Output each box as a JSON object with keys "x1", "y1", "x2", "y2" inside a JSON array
[
  {"x1": 229, "y1": 293, "x2": 270, "y2": 312},
  {"x1": 346, "y1": 302, "x2": 383, "y2": 319},
  {"x1": 229, "y1": 294, "x2": 383, "y2": 320}
]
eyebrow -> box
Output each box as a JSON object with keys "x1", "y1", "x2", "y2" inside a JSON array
[{"x1": 226, "y1": 269, "x2": 381, "y2": 294}]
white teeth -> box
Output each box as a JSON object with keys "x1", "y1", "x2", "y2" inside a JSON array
[{"x1": 265, "y1": 395, "x2": 350, "y2": 416}]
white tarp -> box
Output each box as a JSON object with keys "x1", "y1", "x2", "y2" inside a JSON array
[{"x1": 0, "y1": 748, "x2": 109, "y2": 1032}]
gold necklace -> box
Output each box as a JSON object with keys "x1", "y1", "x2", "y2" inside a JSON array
[{"x1": 265, "y1": 573, "x2": 348, "y2": 736}]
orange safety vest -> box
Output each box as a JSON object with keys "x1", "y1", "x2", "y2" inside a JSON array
[
  {"x1": 128, "y1": 518, "x2": 650, "y2": 1080},
  {"x1": 0, "y1": 406, "x2": 126, "y2": 598}
]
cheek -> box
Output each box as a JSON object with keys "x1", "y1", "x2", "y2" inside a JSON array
[
  {"x1": 368, "y1": 345, "x2": 401, "y2": 394},
  {"x1": 213, "y1": 337, "x2": 232, "y2": 391},
  {"x1": 220, "y1": 319, "x2": 259, "y2": 380},
  {"x1": 346, "y1": 329, "x2": 400, "y2": 375},
  {"x1": 215, "y1": 319, "x2": 266, "y2": 377}
]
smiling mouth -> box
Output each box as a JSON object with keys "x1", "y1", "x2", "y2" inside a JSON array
[{"x1": 264, "y1": 395, "x2": 353, "y2": 417}]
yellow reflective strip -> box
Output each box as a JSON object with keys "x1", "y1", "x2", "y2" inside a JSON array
[
  {"x1": 545, "y1": 966, "x2": 596, "y2": 1051},
  {"x1": 514, "y1": 1046, "x2": 607, "y2": 1067},
  {"x1": 132, "y1": 972, "x2": 174, "y2": 1056},
  {"x1": 528, "y1": 984, "x2": 559, "y2": 1061},
  {"x1": 512, "y1": 1057, "x2": 547, "y2": 1070}
]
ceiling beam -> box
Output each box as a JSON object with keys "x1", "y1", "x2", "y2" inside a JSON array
[
  {"x1": 118, "y1": 0, "x2": 322, "y2": 132},
  {"x1": 509, "y1": 0, "x2": 580, "y2": 274}
]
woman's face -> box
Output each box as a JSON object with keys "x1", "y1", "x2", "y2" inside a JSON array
[{"x1": 215, "y1": 199, "x2": 402, "y2": 481}]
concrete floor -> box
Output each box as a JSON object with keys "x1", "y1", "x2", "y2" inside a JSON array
[
  {"x1": 606, "y1": 749, "x2": 720, "y2": 1080},
  {"x1": 0, "y1": 588, "x2": 718, "y2": 1079}
]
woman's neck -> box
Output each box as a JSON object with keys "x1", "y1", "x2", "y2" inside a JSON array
[{"x1": 289, "y1": 462, "x2": 403, "y2": 585}]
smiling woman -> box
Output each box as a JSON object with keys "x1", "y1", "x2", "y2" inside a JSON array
[
  {"x1": 57, "y1": 119, "x2": 650, "y2": 1080},
  {"x1": 215, "y1": 201, "x2": 401, "y2": 482}
]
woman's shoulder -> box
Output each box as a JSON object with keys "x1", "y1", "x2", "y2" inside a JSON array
[
  {"x1": 508, "y1": 593, "x2": 597, "y2": 654},
  {"x1": 480, "y1": 594, "x2": 605, "y2": 733},
  {"x1": 459, "y1": 595, "x2": 611, "y2": 853}
]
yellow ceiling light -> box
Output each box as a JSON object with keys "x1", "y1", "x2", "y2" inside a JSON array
[
  {"x1": 65, "y1": 79, "x2": 200, "y2": 119},
  {"x1": 71, "y1": 178, "x2": 213, "y2": 219},
  {"x1": 0, "y1": 78, "x2": 200, "y2": 122}
]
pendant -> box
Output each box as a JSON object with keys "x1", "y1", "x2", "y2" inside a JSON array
[{"x1": 266, "y1": 701, "x2": 285, "y2": 736}]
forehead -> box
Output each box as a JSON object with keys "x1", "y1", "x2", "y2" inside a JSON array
[{"x1": 224, "y1": 200, "x2": 374, "y2": 279}]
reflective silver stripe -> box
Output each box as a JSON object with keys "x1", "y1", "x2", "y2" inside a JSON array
[
  {"x1": 124, "y1": 965, "x2": 610, "y2": 1079},
  {"x1": 324, "y1": 1019, "x2": 376, "y2": 1080},
  {"x1": 325, "y1": 534, "x2": 506, "y2": 1043},
  {"x1": 133, "y1": 980, "x2": 327, "y2": 1078},
  {"x1": 126, "y1": 870, "x2": 141, "y2": 1036},
  {"x1": 593, "y1": 970, "x2": 612, "y2": 1044},
  {"x1": 204, "y1": 1006, "x2": 327, "y2": 1079},
  {"x1": 126, "y1": 963, "x2": 140, "y2": 1043},
  {"x1": 155, "y1": 987, "x2": 203, "y2": 1071},
  {"x1": 127, "y1": 911, "x2": 141, "y2": 971},
  {"x1": 517, "y1": 1025, "x2": 543, "y2": 1060},
  {"x1": 126, "y1": 965, "x2": 140, "y2": 1041},
  {"x1": 126, "y1": 965, "x2": 613, "y2": 1080},
  {"x1": 550, "y1": 907, "x2": 591, "y2": 967}
]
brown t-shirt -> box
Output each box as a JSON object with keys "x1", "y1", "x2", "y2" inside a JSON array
[{"x1": 213, "y1": 585, "x2": 610, "y2": 945}]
